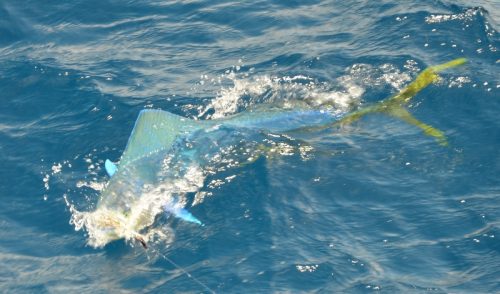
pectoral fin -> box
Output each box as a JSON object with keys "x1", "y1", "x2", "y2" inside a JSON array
[
  {"x1": 105, "y1": 159, "x2": 118, "y2": 177},
  {"x1": 163, "y1": 202, "x2": 203, "y2": 226},
  {"x1": 173, "y1": 208, "x2": 203, "y2": 226}
]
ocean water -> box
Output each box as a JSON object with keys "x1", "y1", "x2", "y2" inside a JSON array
[{"x1": 0, "y1": 0, "x2": 499, "y2": 293}]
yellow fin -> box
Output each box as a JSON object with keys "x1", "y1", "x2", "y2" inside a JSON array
[
  {"x1": 385, "y1": 105, "x2": 448, "y2": 146},
  {"x1": 388, "y1": 57, "x2": 467, "y2": 105},
  {"x1": 336, "y1": 58, "x2": 467, "y2": 145}
]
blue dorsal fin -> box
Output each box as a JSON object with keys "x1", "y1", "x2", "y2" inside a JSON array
[{"x1": 105, "y1": 159, "x2": 118, "y2": 177}]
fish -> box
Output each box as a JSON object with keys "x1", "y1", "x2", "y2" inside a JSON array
[{"x1": 71, "y1": 58, "x2": 466, "y2": 248}]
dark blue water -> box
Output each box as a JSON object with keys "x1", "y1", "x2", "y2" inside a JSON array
[{"x1": 1, "y1": 1, "x2": 499, "y2": 293}]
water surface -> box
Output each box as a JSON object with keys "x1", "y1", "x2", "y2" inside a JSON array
[{"x1": 0, "y1": 0, "x2": 498, "y2": 293}]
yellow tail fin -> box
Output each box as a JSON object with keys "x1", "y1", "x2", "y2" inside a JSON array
[{"x1": 337, "y1": 58, "x2": 467, "y2": 145}]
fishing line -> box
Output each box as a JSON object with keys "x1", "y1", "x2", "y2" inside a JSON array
[{"x1": 156, "y1": 250, "x2": 216, "y2": 294}]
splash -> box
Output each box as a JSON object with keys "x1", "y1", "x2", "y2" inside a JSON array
[
  {"x1": 296, "y1": 264, "x2": 319, "y2": 273},
  {"x1": 425, "y1": 8, "x2": 481, "y2": 24},
  {"x1": 197, "y1": 61, "x2": 415, "y2": 120},
  {"x1": 41, "y1": 160, "x2": 72, "y2": 200},
  {"x1": 67, "y1": 161, "x2": 207, "y2": 248}
]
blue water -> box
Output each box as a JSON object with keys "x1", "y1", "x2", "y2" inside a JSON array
[{"x1": 1, "y1": 1, "x2": 499, "y2": 293}]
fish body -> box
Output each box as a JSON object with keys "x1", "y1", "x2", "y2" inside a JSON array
[{"x1": 73, "y1": 58, "x2": 466, "y2": 248}]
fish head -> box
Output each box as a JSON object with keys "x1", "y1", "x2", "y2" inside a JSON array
[
  {"x1": 71, "y1": 205, "x2": 154, "y2": 249},
  {"x1": 75, "y1": 206, "x2": 128, "y2": 248},
  {"x1": 77, "y1": 161, "x2": 160, "y2": 247}
]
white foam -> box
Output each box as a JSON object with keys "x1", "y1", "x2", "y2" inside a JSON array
[
  {"x1": 425, "y1": 8, "x2": 479, "y2": 24},
  {"x1": 198, "y1": 62, "x2": 413, "y2": 120},
  {"x1": 67, "y1": 163, "x2": 207, "y2": 248},
  {"x1": 51, "y1": 163, "x2": 62, "y2": 174},
  {"x1": 75, "y1": 181, "x2": 106, "y2": 191},
  {"x1": 296, "y1": 264, "x2": 319, "y2": 273}
]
